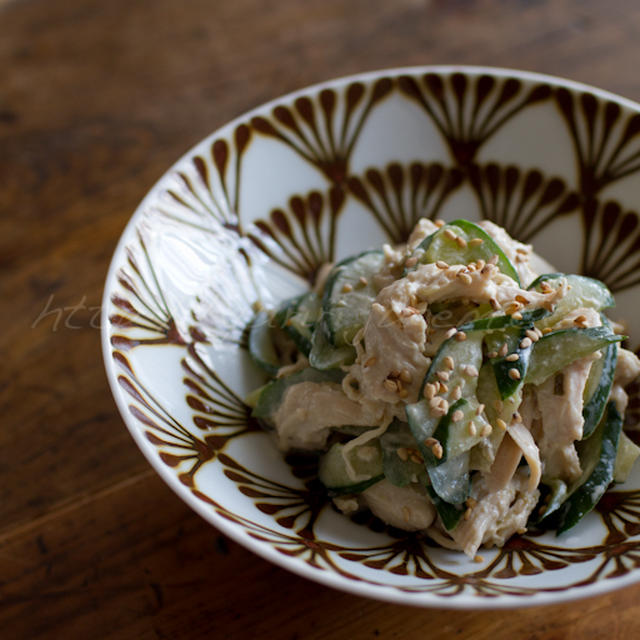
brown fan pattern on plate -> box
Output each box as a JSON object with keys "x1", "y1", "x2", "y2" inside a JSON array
[{"x1": 107, "y1": 69, "x2": 640, "y2": 600}]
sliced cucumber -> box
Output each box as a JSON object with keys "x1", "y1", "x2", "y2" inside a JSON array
[
  {"x1": 582, "y1": 340, "x2": 617, "y2": 439},
  {"x1": 322, "y1": 250, "x2": 385, "y2": 347},
  {"x1": 379, "y1": 421, "x2": 428, "y2": 487},
  {"x1": 531, "y1": 478, "x2": 568, "y2": 525},
  {"x1": 614, "y1": 431, "x2": 640, "y2": 483},
  {"x1": 248, "y1": 310, "x2": 281, "y2": 375},
  {"x1": 308, "y1": 320, "x2": 356, "y2": 370},
  {"x1": 485, "y1": 326, "x2": 533, "y2": 400},
  {"x1": 252, "y1": 367, "x2": 343, "y2": 425},
  {"x1": 427, "y1": 448, "x2": 471, "y2": 505},
  {"x1": 410, "y1": 219, "x2": 520, "y2": 285},
  {"x1": 527, "y1": 273, "x2": 614, "y2": 330},
  {"x1": 427, "y1": 486, "x2": 465, "y2": 531},
  {"x1": 406, "y1": 332, "x2": 485, "y2": 459},
  {"x1": 406, "y1": 333, "x2": 486, "y2": 505},
  {"x1": 319, "y1": 441, "x2": 384, "y2": 495},
  {"x1": 555, "y1": 401, "x2": 623, "y2": 534},
  {"x1": 470, "y1": 362, "x2": 513, "y2": 471},
  {"x1": 458, "y1": 307, "x2": 548, "y2": 333},
  {"x1": 274, "y1": 292, "x2": 321, "y2": 355},
  {"x1": 525, "y1": 327, "x2": 623, "y2": 387}
]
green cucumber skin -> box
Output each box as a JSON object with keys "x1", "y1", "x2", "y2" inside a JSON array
[
  {"x1": 556, "y1": 402, "x2": 623, "y2": 534},
  {"x1": 528, "y1": 273, "x2": 615, "y2": 309},
  {"x1": 525, "y1": 327, "x2": 623, "y2": 387},
  {"x1": 319, "y1": 440, "x2": 385, "y2": 494},
  {"x1": 308, "y1": 320, "x2": 356, "y2": 370},
  {"x1": 248, "y1": 311, "x2": 280, "y2": 375},
  {"x1": 252, "y1": 367, "x2": 343, "y2": 423},
  {"x1": 429, "y1": 398, "x2": 467, "y2": 465},
  {"x1": 322, "y1": 250, "x2": 384, "y2": 347},
  {"x1": 380, "y1": 421, "x2": 428, "y2": 487},
  {"x1": 458, "y1": 308, "x2": 548, "y2": 333},
  {"x1": 582, "y1": 341, "x2": 617, "y2": 439},
  {"x1": 427, "y1": 486, "x2": 465, "y2": 531},
  {"x1": 326, "y1": 475, "x2": 384, "y2": 497},
  {"x1": 487, "y1": 326, "x2": 533, "y2": 400},
  {"x1": 414, "y1": 220, "x2": 521, "y2": 285},
  {"x1": 274, "y1": 292, "x2": 320, "y2": 356},
  {"x1": 527, "y1": 273, "x2": 615, "y2": 331}
]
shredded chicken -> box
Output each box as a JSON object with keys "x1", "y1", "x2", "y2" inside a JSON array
[
  {"x1": 273, "y1": 381, "x2": 384, "y2": 450},
  {"x1": 437, "y1": 469, "x2": 539, "y2": 557},
  {"x1": 255, "y1": 217, "x2": 640, "y2": 558},
  {"x1": 611, "y1": 347, "x2": 640, "y2": 416},
  {"x1": 348, "y1": 261, "x2": 564, "y2": 411}
]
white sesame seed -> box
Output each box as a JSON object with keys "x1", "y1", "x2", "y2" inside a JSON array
[
  {"x1": 519, "y1": 337, "x2": 532, "y2": 349},
  {"x1": 444, "y1": 228, "x2": 457, "y2": 241},
  {"x1": 384, "y1": 379, "x2": 397, "y2": 392},
  {"x1": 464, "y1": 365, "x2": 479, "y2": 378},
  {"x1": 452, "y1": 409, "x2": 464, "y2": 423},
  {"x1": 508, "y1": 368, "x2": 521, "y2": 380},
  {"x1": 506, "y1": 353, "x2": 520, "y2": 362},
  {"x1": 424, "y1": 383, "x2": 436, "y2": 399},
  {"x1": 443, "y1": 356, "x2": 455, "y2": 370},
  {"x1": 436, "y1": 260, "x2": 449, "y2": 270},
  {"x1": 455, "y1": 331, "x2": 467, "y2": 342},
  {"x1": 525, "y1": 329, "x2": 539, "y2": 342},
  {"x1": 469, "y1": 238, "x2": 484, "y2": 247},
  {"x1": 455, "y1": 236, "x2": 468, "y2": 249}
]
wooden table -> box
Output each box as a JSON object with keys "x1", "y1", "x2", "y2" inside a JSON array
[{"x1": 4, "y1": 0, "x2": 640, "y2": 637}]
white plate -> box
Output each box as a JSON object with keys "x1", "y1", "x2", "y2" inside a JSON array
[{"x1": 102, "y1": 66, "x2": 640, "y2": 608}]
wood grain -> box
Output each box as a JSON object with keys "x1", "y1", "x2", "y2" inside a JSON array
[{"x1": 3, "y1": 0, "x2": 640, "y2": 637}]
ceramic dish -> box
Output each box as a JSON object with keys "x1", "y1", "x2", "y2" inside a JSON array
[{"x1": 102, "y1": 66, "x2": 640, "y2": 608}]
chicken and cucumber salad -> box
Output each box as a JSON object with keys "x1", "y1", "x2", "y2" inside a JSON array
[{"x1": 247, "y1": 218, "x2": 640, "y2": 558}]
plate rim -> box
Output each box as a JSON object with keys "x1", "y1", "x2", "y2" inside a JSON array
[{"x1": 101, "y1": 64, "x2": 640, "y2": 609}]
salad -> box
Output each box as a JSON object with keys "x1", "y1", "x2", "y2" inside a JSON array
[{"x1": 247, "y1": 218, "x2": 640, "y2": 559}]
